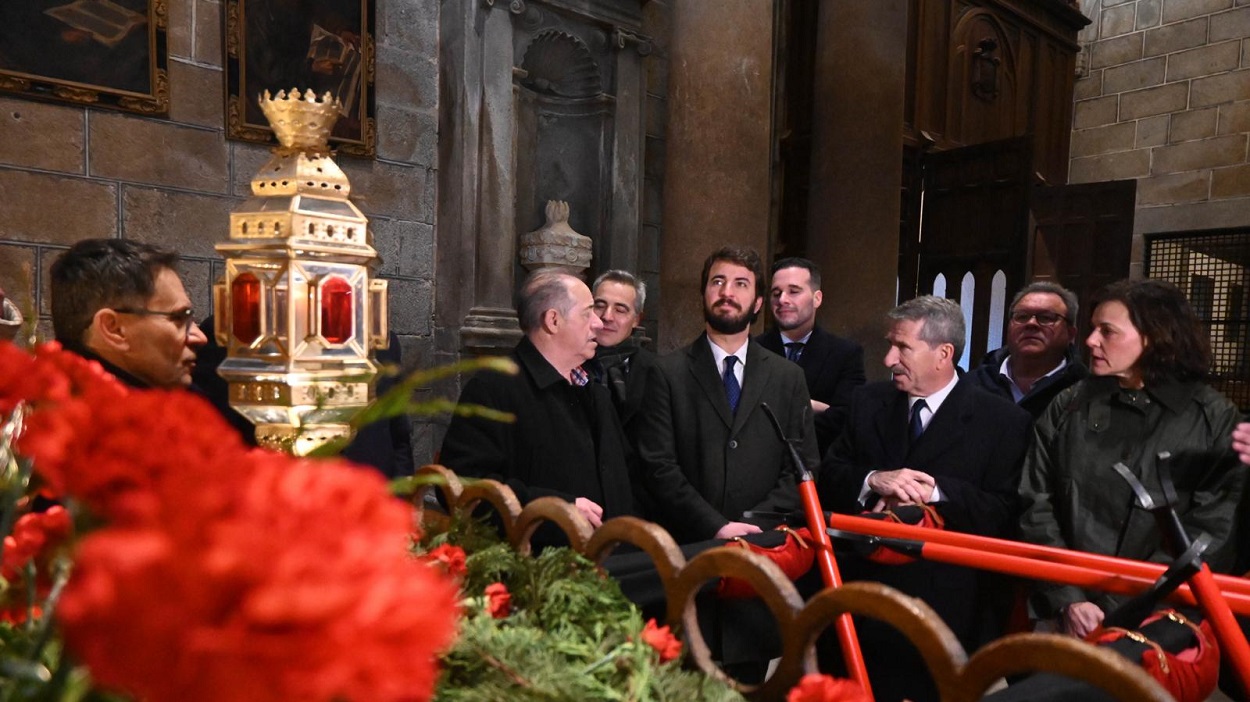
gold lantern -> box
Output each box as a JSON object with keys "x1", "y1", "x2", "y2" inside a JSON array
[{"x1": 213, "y1": 89, "x2": 388, "y2": 455}]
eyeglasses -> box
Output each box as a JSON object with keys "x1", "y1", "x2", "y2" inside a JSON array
[
  {"x1": 113, "y1": 307, "x2": 197, "y2": 337},
  {"x1": 1009, "y1": 311, "x2": 1068, "y2": 327}
]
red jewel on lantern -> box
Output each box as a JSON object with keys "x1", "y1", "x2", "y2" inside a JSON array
[
  {"x1": 231, "y1": 273, "x2": 262, "y2": 344},
  {"x1": 320, "y1": 276, "x2": 353, "y2": 344}
]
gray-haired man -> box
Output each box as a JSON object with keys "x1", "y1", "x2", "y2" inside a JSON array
[{"x1": 817, "y1": 295, "x2": 1031, "y2": 702}]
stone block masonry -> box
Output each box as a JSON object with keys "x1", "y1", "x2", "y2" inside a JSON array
[
  {"x1": 0, "y1": 0, "x2": 444, "y2": 465},
  {"x1": 1071, "y1": 0, "x2": 1250, "y2": 249}
]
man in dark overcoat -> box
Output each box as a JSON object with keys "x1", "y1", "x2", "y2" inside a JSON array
[
  {"x1": 818, "y1": 295, "x2": 1032, "y2": 702},
  {"x1": 439, "y1": 271, "x2": 636, "y2": 528}
]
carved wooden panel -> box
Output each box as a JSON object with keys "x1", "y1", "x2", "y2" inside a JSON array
[{"x1": 905, "y1": 0, "x2": 1088, "y2": 185}]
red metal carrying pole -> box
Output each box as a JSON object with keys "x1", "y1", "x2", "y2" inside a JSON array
[
  {"x1": 826, "y1": 512, "x2": 1250, "y2": 602},
  {"x1": 826, "y1": 512, "x2": 1250, "y2": 694},
  {"x1": 1188, "y1": 564, "x2": 1250, "y2": 695},
  {"x1": 799, "y1": 479, "x2": 873, "y2": 700}
]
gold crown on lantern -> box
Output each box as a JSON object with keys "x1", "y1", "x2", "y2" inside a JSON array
[{"x1": 259, "y1": 89, "x2": 342, "y2": 150}]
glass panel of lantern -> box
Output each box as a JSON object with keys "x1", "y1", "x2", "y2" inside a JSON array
[{"x1": 320, "y1": 275, "x2": 354, "y2": 345}]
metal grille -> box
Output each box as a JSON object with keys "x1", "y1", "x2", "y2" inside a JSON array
[{"x1": 1145, "y1": 229, "x2": 1250, "y2": 411}]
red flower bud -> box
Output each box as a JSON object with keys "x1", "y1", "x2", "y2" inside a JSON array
[
  {"x1": 640, "y1": 618, "x2": 682, "y2": 663},
  {"x1": 786, "y1": 674, "x2": 871, "y2": 702},
  {"x1": 485, "y1": 582, "x2": 512, "y2": 619}
]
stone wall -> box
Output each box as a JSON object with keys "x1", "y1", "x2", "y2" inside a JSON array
[
  {"x1": 1071, "y1": 0, "x2": 1250, "y2": 277},
  {"x1": 0, "y1": 0, "x2": 443, "y2": 460}
]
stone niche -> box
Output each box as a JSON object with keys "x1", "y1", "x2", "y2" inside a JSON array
[
  {"x1": 437, "y1": 0, "x2": 650, "y2": 355},
  {"x1": 513, "y1": 2, "x2": 649, "y2": 281}
]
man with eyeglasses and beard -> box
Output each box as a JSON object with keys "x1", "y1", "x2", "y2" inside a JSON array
[
  {"x1": 634, "y1": 246, "x2": 818, "y2": 681},
  {"x1": 966, "y1": 281, "x2": 1088, "y2": 419},
  {"x1": 50, "y1": 239, "x2": 208, "y2": 390}
]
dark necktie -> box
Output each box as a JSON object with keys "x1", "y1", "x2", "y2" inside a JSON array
[
  {"x1": 723, "y1": 356, "x2": 741, "y2": 413},
  {"x1": 909, "y1": 398, "x2": 928, "y2": 441},
  {"x1": 784, "y1": 342, "x2": 805, "y2": 362}
]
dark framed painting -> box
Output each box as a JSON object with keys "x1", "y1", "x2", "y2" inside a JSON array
[
  {"x1": 224, "y1": 0, "x2": 376, "y2": 158},
  {"x1": 0, "y1": 0, "x2": 169, "y2": 115}
]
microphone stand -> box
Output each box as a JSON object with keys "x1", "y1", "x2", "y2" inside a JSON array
[{"x1": 761, "y1": 403, "x2": 872, "y2": 700}]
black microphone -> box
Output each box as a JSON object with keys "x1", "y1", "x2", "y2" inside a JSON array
[{"x1": 760, "y1": 402, "x2": 815, "y2": 483}]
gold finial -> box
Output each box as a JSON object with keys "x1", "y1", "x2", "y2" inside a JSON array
[{"x1": 258, "y1": 88, "x2": 342, "y2": 151}]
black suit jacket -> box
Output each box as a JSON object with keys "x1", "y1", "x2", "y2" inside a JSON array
[
  {"x1": 819, "y1": 377, "x2": 1031, "y2": 536},
  {"x1": 818, "y1": 377, "x2": 1031, "y2": 636},
  {"x1": 636, "y1": 335, "x2": 818, "y2": 543},
  {"x1": 439, "y1": 337, "x2": 637, "y2": 520},
  {"x1": 757, "y1": 325, "x2": 865, "y2": 456}
]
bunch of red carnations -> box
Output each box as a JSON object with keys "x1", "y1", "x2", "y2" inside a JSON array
[{"x1": 0, "y1": 341, "x2": 459, "y2": 702}]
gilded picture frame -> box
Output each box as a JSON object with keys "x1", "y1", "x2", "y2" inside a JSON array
[
  {"x1": 224, "y1": 0, "x2": 376, "y2": 158},
  {"x1": 0, "y1": 0, "x2": 169, "y2": 116}
]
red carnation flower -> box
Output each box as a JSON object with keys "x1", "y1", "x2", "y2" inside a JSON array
[
  {"x1": 425, "y1": 544, "x2": 468, "y2": 579},
  {"x1": 787, "y1": 674, "x2": 871, "y2": 702},
  {"x1": 484, "y1": 582, "x2": 511, "y2": 619},
  {"x1": 0, "y1": 505, "x2": 72, "y2": 622},
  {"x1": 58, "y1": 454, "x2": 459, "y2": 702},
  {"x1": 640, "y1": 619, "x2": 682, "y2": 663}
]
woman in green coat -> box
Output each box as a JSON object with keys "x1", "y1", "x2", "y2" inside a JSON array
[{"x1": 1018, "y1": 279, "x2": 1244, "y2": 639}]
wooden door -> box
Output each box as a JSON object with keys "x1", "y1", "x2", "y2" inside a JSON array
[
  {"x1": 1028, "y1": 179, "x2": 1137, "y2": 339},
  {"x1": 907, "y1": 137, "x2": 1033, "y2": 368}
]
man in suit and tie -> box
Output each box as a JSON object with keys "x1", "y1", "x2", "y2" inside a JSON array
[
  {"x1": 757, "y1": 258, "x2": 865, "y2": 456},
  {"x1": 637, "y1": 247, "x2": 818, "y2": 543},
  {"x1": 635, "y1": 246, "x2": 818, "y2": 680},
  {"x1": 818, "y1": 295, "x2": 1031, "y2": 702}
]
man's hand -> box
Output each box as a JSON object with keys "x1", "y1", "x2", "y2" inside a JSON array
[
  {"x1": 574, "y1": 497, "x2": 604, "y2": 528},
  {"x1": 1060, "y1": 601, "x2": 1104, "y2": 639},
  {"x1": 1233, "y1": 422, "x2": 1250, "y2": 465},
  {"x1": 715, "y1": 521, "x2": 763, "y2": 540},
  {"x1": 867, "y1": 468, "x2": 936, "y2": 510},
  {"x1": 810, "y1": 399, "x2": 830, "y2": 414}
]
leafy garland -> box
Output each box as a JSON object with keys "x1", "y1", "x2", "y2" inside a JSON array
[{"x1": 421, "y1": 517, "x2": 746, "y2": 702}]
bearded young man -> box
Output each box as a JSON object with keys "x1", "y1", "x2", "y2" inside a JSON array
[
  {"x1": 635, "y1": 247, "x2": 817, "y2": 542},
  {"x1": 633, "y1": 246, "x2": 818, "y2": 683}
]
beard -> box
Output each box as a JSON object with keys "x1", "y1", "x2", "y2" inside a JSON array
[{"x1": 704, "y1": 300, "x2": 756, "y2": 335}]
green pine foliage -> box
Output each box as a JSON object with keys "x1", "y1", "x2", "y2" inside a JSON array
[{"x1": 427, "y1": 518, "x2": 745, "y2": 702}]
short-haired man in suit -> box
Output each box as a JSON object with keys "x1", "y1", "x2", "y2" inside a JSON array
[
  {"x1": 757, "y1": 257, "x2": 865, "y2": 456},
  {"x1": 50, "y1": 239, "x2": 208, "y2": 390},
  {"x1": 818, "y1": 295, "x2": 1031, "y2": 702},
  {"x1": 587, "y1": 270, "x2": 659, "y2": 440},
  {"x1": 440, "y1": 271, "x2": 636, "y2": 529},
  {"x1": 966, "y1": 281, "x2": 1088, "y2": 419}
]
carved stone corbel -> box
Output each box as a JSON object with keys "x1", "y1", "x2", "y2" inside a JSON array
[{"x1": 519, "y1": 200, "x2": 593, "y2": 278}]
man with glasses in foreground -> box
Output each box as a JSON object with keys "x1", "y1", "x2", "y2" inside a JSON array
[
  {"x1": 967, "y1": 281, "x2": 1087, "y2": 419},
  {"x1": 51, "y1": 239, "x2": 207, "y2": 390}
]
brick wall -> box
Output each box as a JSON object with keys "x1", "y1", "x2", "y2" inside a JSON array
[
  {"x1": 1072, "y1": 0, "x2": 1250, "y2": 277},
  {"x1": 0, "y1": 0, "x2": 444, "y2": 461}
]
